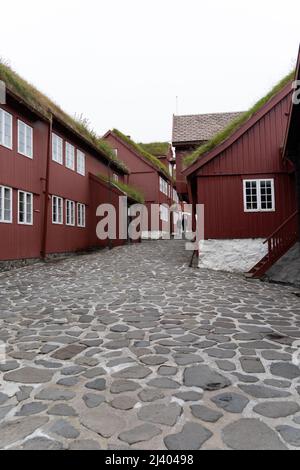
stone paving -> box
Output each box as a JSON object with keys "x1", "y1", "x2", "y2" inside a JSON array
[{"x1": 0, "y1": 240, "x2": 300, "y2": 450}]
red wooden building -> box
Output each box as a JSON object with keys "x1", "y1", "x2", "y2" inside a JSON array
[
  {"x1": 183, "y1": 73, "x2": 297, "y2": 274},
  {"x1": 172, "y1": 112, "x2": 243, "y2": 200},
  {"x1": 0, "y1": 63, "x2": 142, "y2": 270},
  {"x1": 104, "y1": 130, "x2": 178, "y2": 237},
  {"x1": 139, "y1": 142, "x2": 176, "y2": 180}
]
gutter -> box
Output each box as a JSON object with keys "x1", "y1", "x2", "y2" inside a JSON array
[{"x1": 41, "y1": 115, "x2": 53, "y2": 259}]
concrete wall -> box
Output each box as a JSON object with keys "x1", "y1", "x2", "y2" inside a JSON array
[{"x1": 266, "y1": 243, "x2": 300, "y2": 288}]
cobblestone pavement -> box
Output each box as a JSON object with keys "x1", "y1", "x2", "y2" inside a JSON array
[{"x1": 0, "y1": 240, "x2": 300, "y2": 450}]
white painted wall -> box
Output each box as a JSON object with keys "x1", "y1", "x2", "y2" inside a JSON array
[{"x1": 198, "y1": 239, "x2": 268, "y2": 273}]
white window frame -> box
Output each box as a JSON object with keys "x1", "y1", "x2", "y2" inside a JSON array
[
  {"x1": 77, "y1": 203, "x2": 86, "y2": 228},
  {"x1": 66, "y1": 200, "x2": 75, "y2": 226},
  {"x1": 160, "y1": 204, "x2": 169, "y2": 222},
  {"x1": 52, "y1": 196, "x2": 63, "y2": 224},
  {"x1": 18, "y1": 190, "x2": 33, "y2": 225},
  {"x1": 243, "y1": 179, "x2": 275, "y2": 213},
  {"x1": 18, "y1": 120, "x2": 33, "y2": 159},
  {"x1": 65, "y1": 142, "x2": 75, "y2": 170},
  {"x1": 76, "y1": 149, "x2": 85, "y2": 176},
  {"x1": 52, "y1": 133, "x2": 63, "y2": 165},
  {"x1": 0, "y1": 185, "x2": 13, "y2": 223},
  {"x1": 159, "y1": 177, "x2": 168, "y2": 195},
  {"x1": 112, "y1": 173, "x2": 119, "y2": 182},
  {"x1": 0, "y1": 108, "x2": 13, "y2": 150}
]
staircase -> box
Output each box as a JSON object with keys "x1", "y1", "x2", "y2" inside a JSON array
[{"x1": 247, "y1": 211, "x2": 298, "y2": 279}]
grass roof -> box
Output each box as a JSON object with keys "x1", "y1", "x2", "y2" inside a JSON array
[
  {"x1": 139, "y1": 142, "x2": 170, "y2": 157},
  {"x1": 184, "y1": 71, "x2": 295, "y2": 168},
  {"x1": 0, "y1": 60, "x2": 128, "y2": 173},
  {"x1": 112, "y1": 129, "x2": 172, "y2": 180},
  {"x1": 97, "y1": 174, "x2": 145, "y2": 204}
]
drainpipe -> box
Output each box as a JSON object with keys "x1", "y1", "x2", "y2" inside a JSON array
[
  {"x1": 295, "y1": 155, "x2": 300, "y2": 242},
  {"x1": 41, "y1": 115, "x2": 53, "y2": 259},
  {"x1": 106, "y1": 158, "x2": 113, "y2": 250}
]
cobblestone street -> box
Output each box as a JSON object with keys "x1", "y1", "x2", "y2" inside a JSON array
[{"x1": 0, "y1": 240, "x2": 300, "y2": 450}]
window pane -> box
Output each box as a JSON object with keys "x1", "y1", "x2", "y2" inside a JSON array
[
  {"x1": 4, "y1": 188, "x2": 11, "y2": 221},
  {"x1": 18, "y1": 122, "x2": 26, "y2": 154},
  {"x1": 4, "y1": 113, "x2": 12, "y2": 148},
  {"x1": 245, "y1": 180, "x2": 258, "y2": 210},
  {"x1": 26, "y1": 126, "x2": 33, "y2": 157}
]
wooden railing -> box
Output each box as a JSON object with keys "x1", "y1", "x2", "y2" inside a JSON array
[{"x1": 264, "y1": 211, "x2": 298, "y2": 261}]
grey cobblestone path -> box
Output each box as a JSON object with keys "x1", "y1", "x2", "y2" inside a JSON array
[{"x1": 0, "y1": 240, "x2": 299, "y2": 450}]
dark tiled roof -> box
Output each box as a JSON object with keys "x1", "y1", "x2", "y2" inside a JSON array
[{"x1": 172, "y1": 112, "x2": 244, "y2": 144}]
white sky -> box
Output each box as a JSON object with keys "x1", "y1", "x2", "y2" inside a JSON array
[{"x1": 1, "y1": 0, "x2": 299, "y2": 142}]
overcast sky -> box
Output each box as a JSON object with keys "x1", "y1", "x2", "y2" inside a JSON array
[{"x1": 1, "y1": 0, "x2": 299, "y2": 142}]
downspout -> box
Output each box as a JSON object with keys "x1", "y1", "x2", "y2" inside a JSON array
[
  {"x1": 295, "y1": 153, "x2": 300, "y2": 242},
  {"x1": 106, "y1": 158, "x2": 113, "y2": 250},
  {"x1": 41, "y1": 115, "x2": 53, "y2": 259}
]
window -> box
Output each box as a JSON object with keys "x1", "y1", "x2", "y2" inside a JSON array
[
  {"x1": 169, "y1": 163, "x2": 173, "y2": 176},
  {"x1": 173, "y1": 189, "x2": 179, "y2": 203},
  {"x1": 243, "y1": 179, "x2": 275, "y2": 212},
  {"x1": 113, "y1": 149, "x2": 118, "y2": 157},
  {"x1": 77, "y1": 150, "x2": 85, "y2": 176},
  {"x1": 159, "y1": 177, "x2": 168, "y2": 195},
  {"x1": 160, "y1": 205, "x2": 169, "y2": 222},
  {"x1": 0, "y1": 108, "x2": 12, "y2": 149},
  {"x1": 65, "y1": 143, "x2": 75, "y2": 170},
  {"x1": 18, "y1": 191, "x2": 33, "y2": 225},
  {"x1": 18, "y1": 120, "x2": 33, "y2": 158},
  {"x1": 0, "y1": 186, "x2": 12, "y2": 223},
  {"x1": 52, "y1": 133, "x2": 63, "y2": 164},
  {"x1": 66, "y1": 200, "x2": 75, "y2": 226},
  {"x1": 52, "y1": 196, "x2": 63, "y2": 224},
  {"x1": 112, "y1": 173, "x2": 119, "y2": 182},
  {"x1": 77, "y1": 203, "x2": 86, "y2": 228}
]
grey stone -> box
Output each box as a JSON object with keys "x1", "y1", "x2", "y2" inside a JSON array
[
  {"x1": 35, "y1": 387, "x2": 76, "y2": 401},
  {"x1": 0, "y1": 416, "x2": 49, "y2": 448},
  {"x1": 105, "y1": 340, "x2": 130, "y2": 350},
  {"x1": 0, "y1": 392, "x2": 9, "y2": 406},
  {"x1": 184, "y1": 365, "x2": 231, "y2": 391},
  {"x1": 211, "y1": 392, "x2": 249, "y2": 413},
  {"x1": 222, "y1": 418, "x2": 287, "y2": 450},
  {"x1": 83, "y1": 393, "x2": 105, "y2": 408},
  {"x1": 158, "y1": 366, "x2": 178, "y2": 376},
  {"x1": 253, "y1": 401, "x2": 300, "y2": 418},
  {"x1": 238, "y1": 384, "x2": 291, "y2": 399},
  {"x1": 270, "y1": 362, "x2": 300, "y2": 380},
  {"x1": 110, "y1": 380, "x2": 140, "y2": 394},
  {"x1": 20, "y1": 437, "x2": 64, "y2": 450},
  {"x1": 4, "y1": 367, "x2": 54, "y2": 384},
  {"x1": 113, "y1": 365, "x2": 152, "y2": 379},
  {"x1": 80, "y1": 404, "x2": 125, "y2": 438},
  {"x1": 69, "y1": 440, "x2": 101, "y2": 450},
  {"x1": 119, "y1": 424, "x2": 161, "y2": 444},
  {"x1": 261, "y1": 351, "x2": 292, "y2": 361},
  {"x1": 233, "y1": 373, "x2": 259, "y2": 383},
  {"x1": 57, "y1": 377, "x2": 80, "y2": 387},
  {"x1": 277, "y1": 426, "x2": 300, "y2": 447},
  {"x1": 140, "y1": 355, "x2": 168, "y2": 366},
  {"x1": 138, "y1": 403, "x2": 182, "y2": 426},
  {"x1": 174, "y1": 354, "x2": 204, "y2": 366},
  {"x1": 60, "y1": 366, "x2": 86, "y2": 376},
  {"x1": 164, "y1": 422, "x2": 212, "y2": 450},
  {"x1": 206, "y1": 348, "x2": 235, "y2": 359},
  {"x1": 174, "y1": 391, "x2": 203, "y2": 402},
  {"x1": 48, "y1": 404, "x2": 78, "y2": 416},
  {"x1": 191, "y1": 405, "x2": 223, "y2": 422},
  {"x1": 51, "y1": 419, "x2": 80, "y2": 439},
  {"x1": 83, "y1": 367, "x2": 106, "y2": 379},
  {"x1": 240, "y1": 357, "x2": 265, "y2": 374},
  {"x1": 111, "y1": 396, "x2": 137, "y2": 410},
  {"x1": 215, "y1": 360, "x2": 236, "y2": 372},
  {"x1": 0, "y1": 361, "x2": 20, "y2": 372},
  {"x1": 17, "y1": 402, "x2": 48, "y2": 416},
  {"x1": 85, "y1": 378, "x2": 106, "y2": 391},
  {"x1": 264, "y1": 379, "x2": 291, "y2": 389},
  {"x1": 138, "y1": 389, "x2": 165, "y2": 402},
  {"x1": 0, "y1": 405, "x2": 14, "y2": 420},
  {"x1": 51, "y1": 344, "x2": 86, "y2": 360},
  {"x1": 147, "y1": 378, "x2": 180, "y2": 389}
]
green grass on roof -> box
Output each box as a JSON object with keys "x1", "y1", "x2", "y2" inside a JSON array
[
  {"x1": 112, "y1": 129, "x2": 172, "y2": 180},
  {"x1": 0, "y1": 60, "x2": 128, "y2": 173},
  {"x1": 97, "y1": 174, "x2": 145, "y2": 204},
  {"x1": 184, "y1": 71, "x2": 295, "y2": 168},
  {"x1": 139, "y1": 142, "x2": 170, "y2": 157}
]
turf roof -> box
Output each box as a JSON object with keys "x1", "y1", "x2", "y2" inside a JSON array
[
  {"x1": 97, "y1": 174, "x2": 145, "y2": 204},
  {"x1": 183, "y1": 71, "x2": 295, "y2": 168},
  {"x1": 139, "y1": 142, "x2": 170, "y2": 157},
  {"x1": 112, "y1": 129, "x2": 172, "y2": 180},
  {"x1": 0, "y1": 60, "x2": 128, "y2": 173}
]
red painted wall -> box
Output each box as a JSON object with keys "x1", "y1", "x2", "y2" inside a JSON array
[
  {"x1": 0, "y1": 98, "x2": 48, "y2": 260},
  {"x1": 195, "y1": 91, "x2": 297, "y2": 239}
]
